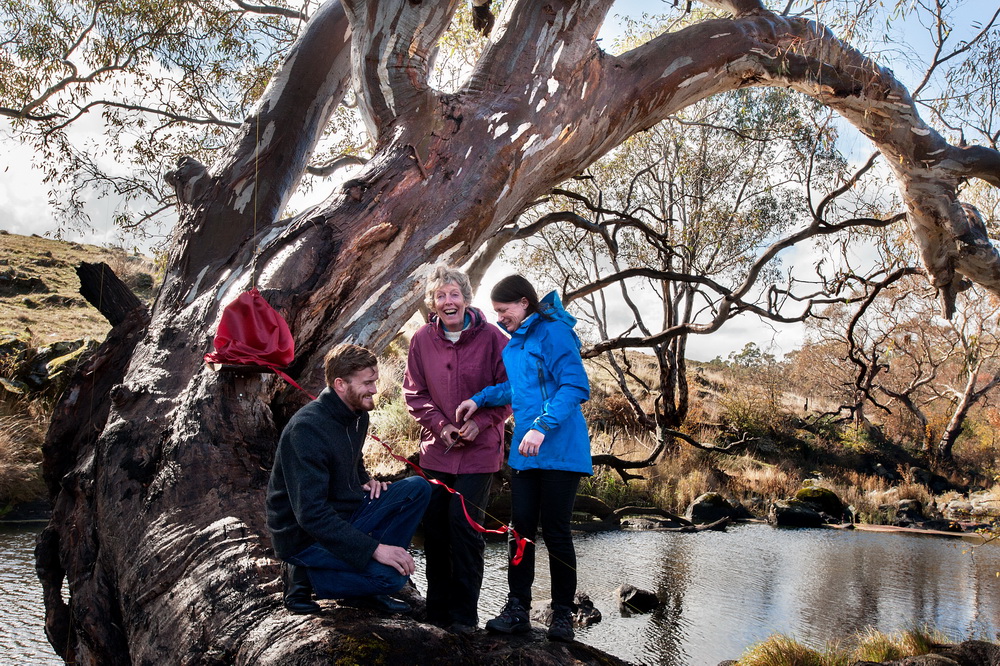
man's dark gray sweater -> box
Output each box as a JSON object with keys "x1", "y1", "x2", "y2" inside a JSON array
[{"x1": 266, "y1": 388, "x2": 379, "y2": 571}]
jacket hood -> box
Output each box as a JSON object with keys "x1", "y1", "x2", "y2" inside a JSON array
[
  {"x1": 539, "y1": 290, "x2": 577, "y2": 328},
  {"x1": 511, "y1": 290, "x2": 579, "y2": 343}
]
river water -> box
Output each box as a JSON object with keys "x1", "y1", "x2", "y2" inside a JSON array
[{"x1": 3, "y1": 522, "x2": 998, "y2": 665}]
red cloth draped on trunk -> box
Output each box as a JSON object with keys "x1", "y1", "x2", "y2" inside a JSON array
[{"x1": 204, "y1": 288, "x2": 312, "y2": 395}]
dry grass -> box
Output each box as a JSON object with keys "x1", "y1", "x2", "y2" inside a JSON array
[
  {"x1": 852, "y1": 627, "x2": 938, "y2": 662},
  {"x1": 736, "y1": 634, "x2": 837, "y2": 666},
  {"x1": 737, "y1": 628, "x2": 940, "y2": 666},
  {"x1": 721, "y1": 455, "x2": 801, "y2": 499},
  {"x1": 0, "y1": 413, "x2": 46, "y2": 506},
  {"x1": 364, "y1": 352, "x2": 422, "y2": 477},
  {"x1": 0, "y1": 230, "x2": 156, "y2": 341},
  {"x1": 820, "y1": 470, "x2": 935, "y2": 524}
]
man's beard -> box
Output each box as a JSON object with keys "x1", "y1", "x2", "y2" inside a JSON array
[{"x1": 343, "y1": 384, "x2": 374, "y2": 412}]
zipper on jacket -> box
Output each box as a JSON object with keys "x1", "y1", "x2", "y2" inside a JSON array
[{"x1": 537, "y1": 360, "x2": 548, "y2": 401}]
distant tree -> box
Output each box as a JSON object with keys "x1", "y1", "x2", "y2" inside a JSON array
[{"x1": 801, "y1": 271, "x2": 1000, "y2": 461}]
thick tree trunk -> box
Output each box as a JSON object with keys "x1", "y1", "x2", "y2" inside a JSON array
[{"x1": 37, "y1": 0, "x2": 1000, "y2": 663}]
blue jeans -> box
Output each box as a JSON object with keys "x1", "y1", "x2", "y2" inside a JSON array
[{"x1": 287, "y1": 476, "x2": 431, "y2": 599}]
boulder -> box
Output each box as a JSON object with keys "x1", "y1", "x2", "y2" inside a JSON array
[
  {"x1": 968, "y1": 491, "x2": 1000, "y2": 519},
  {"x1": 920, "y1": 519, "x2": 965, "y2": 533},
  {"x1": 685, "y1": 492, "x2": 737, "y2": 524},
  {"x1": 944, "y1": 500, "x2": 974, "y2": 520},
  {"x1": 615, "y1": 584, "x2": 658, "y2": 615},
  {"x1": 0, "y1": 268, "x2": 49, "y2": 296},
  {"x1": 895, "y1": 499, "x2": 925, "y2": 525},
  {"x1": 793, "y1": 486, "x2": 845, "y2": 519},
  {"x1": 573, "y1": 594, "x2": 602, "y2": 627},
  {"x1": 531, "y1": 593, "x2": 602, "y2": 627},
  {"x1": 872, "y1": 462, "x2": 897, "y2": 481},
  {"x1": 908, "y1": 466, "x2": 954, "y2": 493},
  {"x1": 768, "y1": 499, "x2": 824, "y2": 528}
]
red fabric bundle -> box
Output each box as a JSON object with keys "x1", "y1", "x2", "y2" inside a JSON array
[{"x1": 204, "y1": 288, "x2": 294, "y2": 369}]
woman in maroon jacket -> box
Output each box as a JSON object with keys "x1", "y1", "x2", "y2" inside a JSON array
[{"x1": 404, "y1": 265, "x2": 510, "y2": 633}]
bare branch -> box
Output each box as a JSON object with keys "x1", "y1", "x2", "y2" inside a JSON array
[
  {"x1": 305, "y1": 154, "x2": 367, "y2": 177},
  {"x1": 47, "y1": 100, "x2": 242, "y2": 133},
  {"x1": 230, "y1": 0, "x2": 308, "y2": 21}
]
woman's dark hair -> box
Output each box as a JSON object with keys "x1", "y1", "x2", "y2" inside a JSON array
[{"x1": 490, "y1": 274, "x2": 552, "y2": 319}]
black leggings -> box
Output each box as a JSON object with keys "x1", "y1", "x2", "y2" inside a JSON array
[{"x1": 507, "y1": 468, "x2": 581, "y2": 608}]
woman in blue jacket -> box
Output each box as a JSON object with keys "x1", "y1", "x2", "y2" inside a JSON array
[{"x1": 456, "y1": 274, "x2": 592, "y2": 642}]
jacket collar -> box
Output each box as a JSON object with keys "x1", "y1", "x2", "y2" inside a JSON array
[
  {"x1": 429, "y1": 306, "x2": 486, "y2": 340},
  {"x1": 317, "y1": 387, "x2": 365, "y2": 425}
]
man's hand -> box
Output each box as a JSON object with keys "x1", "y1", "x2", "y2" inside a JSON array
[
  {"x1": 440, "y1": 424, "x2": 462, "y2": 451},
  {"x1": 373, "y1": 544, "x2": 415, "y2": 576},
  {"x1": 362, "y1": 479, "x2": 389, "y2": 499},
  {"x1": 518, "y1": 429, "x2": 545, "y2": 457},
  {"x1": 455, "y1": 399, "x2": 479, "y2": 423},
  {"x1": 458, "y1": 419, "x2": 480, "y2": 442}
]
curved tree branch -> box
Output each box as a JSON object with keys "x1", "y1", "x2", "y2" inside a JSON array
[{"x1": 341, "y1": 0, "x2": 462, "y2": 138}]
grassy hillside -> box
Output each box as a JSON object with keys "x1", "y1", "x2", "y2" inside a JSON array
[
  {"x1": 0, "y1": 230, "x2": 156, "y2": 343},
  {"x1": 0, "y1": 230, "x2": 158, "y2": 510}
]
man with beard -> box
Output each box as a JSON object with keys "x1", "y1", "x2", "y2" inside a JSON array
[{"x1": 267, "y1": 343, "x2": 431, "y2": 614}]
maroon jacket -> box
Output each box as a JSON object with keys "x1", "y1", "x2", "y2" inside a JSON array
[{"x1": 404, "y1": 307, "x2": 511, "y2": 474}]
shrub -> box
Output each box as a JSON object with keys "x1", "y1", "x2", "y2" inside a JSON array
[
  {"x1": 717, "y1": 390, "x2": 786, "y2": 441},
  {"x1": 579, "y1": 469, "x2": 651, "y2": 508}
]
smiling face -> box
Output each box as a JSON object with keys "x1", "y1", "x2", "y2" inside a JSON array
[
  {"x1": 334, "y1": 366, "x2": 379, "y2": 412},
  {"x1": 433, "y1": 281, "x2": 468, "y2": 332},
  {"x1": 493, "y1": 298, "x2": 531, "y2": 333}
]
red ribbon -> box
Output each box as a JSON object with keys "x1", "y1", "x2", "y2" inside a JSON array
[{"x1": 368, "y1": 432, "x2": 531, "y2": 566}]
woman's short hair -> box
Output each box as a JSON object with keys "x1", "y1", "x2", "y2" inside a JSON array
[
  {"x1": 324, "y1": 343, "x2": 377, "y2": 387},
  {"x1": 424, "y1": 265, "x2": 473, "y2": 311},
  {"x1": 490, "y1": 274, "x2": 542, "y2": 314}
]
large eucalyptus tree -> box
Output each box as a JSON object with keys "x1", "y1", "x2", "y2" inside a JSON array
[{"x1": 22, "y1": 0, "x2": 1000, "y2": 662}]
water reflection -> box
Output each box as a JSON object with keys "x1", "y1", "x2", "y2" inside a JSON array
[
  {"x1": 415, "y1": 523, "x2": 1000, "y2": 665},
  {"x1": 3, "y1": 522, "x2": 998, "y2": 666},
  {"x1": 0, "y1": 525, "x2": 61, "y2": 666}
]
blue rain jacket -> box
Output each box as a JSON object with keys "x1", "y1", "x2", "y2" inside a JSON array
[{"x1": 471, "y1": 291, "x2": 593, "y2": 474}]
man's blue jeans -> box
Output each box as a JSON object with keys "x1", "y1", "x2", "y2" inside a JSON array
[{"x1": 287, "y1": 476, "x2": 431, "y2": 599}]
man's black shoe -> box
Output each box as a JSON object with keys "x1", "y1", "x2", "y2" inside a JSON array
[
  {"x1": 285, "y1": 597, "x2": 323, "y2": 614},
  {"x1": 343, "y1": 595, "x2": 412, "y2": 614},
  {"x1": 282, "y1": 563, "x2": 321, "y2": 615}
]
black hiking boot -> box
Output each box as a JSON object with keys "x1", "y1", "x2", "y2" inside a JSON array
[
  {"x1": 282, "y1": 563, "x2": 321, "y2": 614},
  {"x1": 485, "y1": 596, "x2": 530, "y2": 634},
  {"x1": 546, "y1": 604, "x2": 575, "y2": 642}
]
